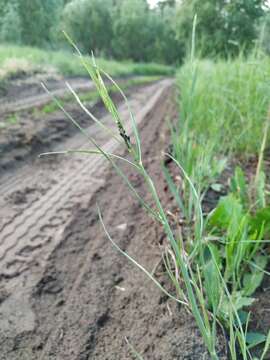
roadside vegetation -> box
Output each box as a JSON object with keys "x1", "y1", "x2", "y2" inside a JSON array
[
  {"x1": 173, "y1": 52, "x2": 270, "y2": 195},
  {"x1": 1, "y1": 0, "x2": 269, "y2": 65},
  {"x1": 169, "y1": 50, "x2": 270, "y2": 358},
  {"x1": 0, "y1": 45, "x2": 174, "y2": 81}
]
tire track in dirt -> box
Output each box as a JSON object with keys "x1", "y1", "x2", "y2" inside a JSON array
[
  {"x1": 27, "y1": 83, "x2": 216, "y2": 360},
  {"x1": 0, "y1": 78, "x2": 94, "y2": 115},
  {"x1": 0, "y1": 82, "x2": 166, "y2": 276},
  {"x1": 23, "y1": 81, "x2": 176, "y2": 360},
  {"x1": 0, "y1": 81, "x2": 172, "y2": 358}
]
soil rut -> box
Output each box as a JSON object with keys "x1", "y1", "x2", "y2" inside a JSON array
[{"x1": 0, "y1": 78, "x2": 93, "y2": 115}]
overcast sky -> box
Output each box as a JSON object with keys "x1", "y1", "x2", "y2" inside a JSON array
[
  {"x1": 148, "y1": 0, "x2": 270, "y2": 8},
  {"x1": 147, "y1": 0, "x2": 159, "y2": 8}
]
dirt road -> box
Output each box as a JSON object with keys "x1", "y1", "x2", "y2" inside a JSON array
[
  {"x1": 0, "y1": 79, "x2": 214, "y2": 359},
  {"x1": 0, "y1": 77, "x2": 94, "y2": 115}
]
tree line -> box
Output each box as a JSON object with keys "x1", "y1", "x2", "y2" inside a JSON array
[{"x1": 0, "y1": 0, "x2": 268, "y2": 64}]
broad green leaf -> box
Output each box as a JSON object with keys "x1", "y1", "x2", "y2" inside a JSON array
[
  {"x1": 210, "y1": 183, "x2": 223, "y2": 193},
  {"x1": 256, "y1": 171, "x2": 266, "y2": 209},
  {"x1": 208, "y1": 243, "x2": 222, "y2": 268},
  {"x1": 230, "y1": 166, "x2": 247, "y2": 207},
  {"x1": 243, "y1": 270, "x2": 264, "y2": 297},
  {"x1": 246, "y1": 332, "x2": 266, "y2": 349},
  {"x1": 203, "y1": 245, "x2": 222, "y2": 311},
  {"x1": 243, "y1": 256, "x2": 267, "y2": 296},
  {"x1": 209, "y1": 194, "x2": 244, "y2": 235},
  {"x1": 234, "y1": 295, "x2": 255, "y2": 311},
  {"x1": 204, "y1": 257, "x2": 222, "y2": 311},
  {"x1": 221, "y1": 293, "x2": 255, "y2": 318},
  {"x1": 251, "y1": 206, "x2": 270, "y2": 237},
  {"x1": 238, "y1": 310, "x2": 249, "y2": 326}
]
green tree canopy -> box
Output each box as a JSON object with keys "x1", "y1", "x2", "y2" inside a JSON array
[
  {"x1": 62, "y1": 0, "x2": 113, "y2": 55},
  {"x1": 175, "y1": 0, "x2": 267, "y2": 57},
  {"x1": 0, "y1": 0, "x2": 268, "y2": 63},
  {"x1": 111, "y1": 0, "x2": 151, "y2": 61},
  {"x1": 0, "y1": 0, "x2": 64, "y2": 46},
  {"x1": 0, "y1": 1, "x2": 21, "y2": 43}
]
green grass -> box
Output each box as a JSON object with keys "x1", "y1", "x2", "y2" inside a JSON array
[
  {"x1": 169, "y1": 52, "x2": 270, "y2": 358},
  {"x1": 0, "y1": 113, "x2": 19, "y2": 129},
  {"x1": 171, "y1": 54, "x2": 270, "y2": 199},
  {"x1": 0, "y1": 44, "x2": 175, "y2": 80}
]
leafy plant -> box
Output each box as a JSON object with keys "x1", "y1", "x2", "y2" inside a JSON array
[
  {"x1": 208, "y1": 167, "x2": 268, "y2": 282},
  {"x1": 170, "y1": 35, "x2": 270, "y2": 357}
]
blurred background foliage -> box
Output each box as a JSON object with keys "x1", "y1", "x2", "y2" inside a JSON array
[{"x1": 0, "y1": 0, "x2": 269, "y2": 65}]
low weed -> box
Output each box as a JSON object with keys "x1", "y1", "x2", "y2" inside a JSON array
[{"x1": 0, "y1": 113, "x2": 19, "y2": 129}]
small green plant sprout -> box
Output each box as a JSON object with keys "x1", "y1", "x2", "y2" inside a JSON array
[
  {"x1": 125, "y1": 337, "x2": 145, "y2": 360},
  {"x1": 0, "y1": 114, "x2": 18, "y2": 129}
]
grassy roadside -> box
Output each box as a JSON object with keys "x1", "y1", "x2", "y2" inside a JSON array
[
  {"x1": 0, "y1": 44, "x2": 175, "y2": 81},
  {"x1": 168, "y1": 54, "x2": 270, "y2": 358},
  {"x1": 172, "y1": 55, "x2": 270, "y2": 204}
]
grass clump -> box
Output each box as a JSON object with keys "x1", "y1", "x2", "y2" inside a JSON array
[
  {"x1": 169, "y1": 54, "x2": 270, "y2": 224},
  {"x1": 168, "y1": 47, "x2": 270, "y2": 358},
  {"x1": 175, "y1": 55, "x2": 270, "y2": 177}
]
